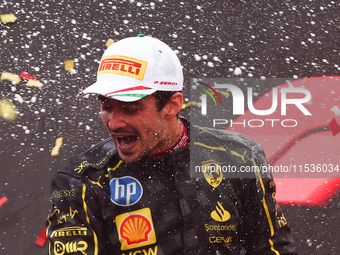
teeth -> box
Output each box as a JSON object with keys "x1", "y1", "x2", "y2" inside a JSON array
[{"x1": 116, "y1": 135, "x2": 138, "y2": 147}]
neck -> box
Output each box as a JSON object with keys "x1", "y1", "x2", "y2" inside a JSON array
[
  {"x1": 163, "y1": 118, "x2": 183, "y2": 149},
  {"x1": 151, "y1": 118, "x2": 183, "y2": 156},
  {"x1": 151, "y1": 120, "x2": 189, "y2": 158}
]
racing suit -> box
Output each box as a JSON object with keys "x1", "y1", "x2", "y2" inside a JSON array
[{"x1": 46, "y1": 118, "x2": 297, "y2": 255}]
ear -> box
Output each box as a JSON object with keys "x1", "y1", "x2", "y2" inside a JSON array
[{"x1": 163, "y1": 92, "x2": 183, "y2": 118}]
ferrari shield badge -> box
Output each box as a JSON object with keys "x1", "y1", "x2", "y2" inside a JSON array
[{"x1": 201, "y1": 160, "x2": 223, "y2": 188}]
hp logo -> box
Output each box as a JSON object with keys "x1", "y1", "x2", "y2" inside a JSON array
[{"x1": 110, "y1": 176, "x2": 143, "y2": 206}]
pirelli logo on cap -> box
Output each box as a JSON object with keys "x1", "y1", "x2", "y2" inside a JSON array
[
  {"x1": 97, "y1": 55, "x2": 148, "y2": 81},
  {"x1": 115, "y1": 208, "x2": 156, "y2": 250}
]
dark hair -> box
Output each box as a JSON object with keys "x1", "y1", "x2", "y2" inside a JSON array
[{"x1": 152, "y1": 91, "x2": 180, "y2": 111}]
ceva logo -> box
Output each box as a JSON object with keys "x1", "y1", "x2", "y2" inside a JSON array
[{"x1": 110, "y1": 176, "x2": 143, "y2": 206}]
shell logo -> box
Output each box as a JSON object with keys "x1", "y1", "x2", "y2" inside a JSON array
[
  {"x1": 116, "y1": 208, "x2": 157, "y2": 250},
  {"x1": 121, "y1": 214, "x2": 151, "y2": 245}
]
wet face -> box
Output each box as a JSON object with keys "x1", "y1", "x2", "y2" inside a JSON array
[{"x1": 98, "y1": 95, "x2": 171, "y2": 163}]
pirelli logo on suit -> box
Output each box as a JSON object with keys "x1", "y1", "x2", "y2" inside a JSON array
[
  {"x1": 97, "y1": 55, "x2": 148, "y2": 81},
  {"x1": 50, "y1": 226, "x2": 87, "y2": 238}
]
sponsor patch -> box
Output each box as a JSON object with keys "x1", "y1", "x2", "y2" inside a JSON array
[
  {"x1": 54, "y1": 240, "x2": 88, "y2": 255},
  {"x1": 110, "y1": 176, "x2": 143, "y2": 206},
  {"x1": 51, "y1": 189, "x2": 76, "y2": 199},
  {"x1": 211, "y1": 201, "x2": 230, "y2": 222},
  {"x1": 51, "y1": 207, "x2": 79, "y2": 225},
  {"x1": 97, "y1": 55, "x2": 148, "y2": 81},
  {"x1": 209, "y1": 236, "x2": 232, "y2": 244},
  {"x1": 201, "y1": 160, "x2": 223, "y2": 188},
  {"x1": 50, "y1": 226, "x2": 87, "y2": 238},
  {"x1": 153, "y1": 81, "x2": 178, "y2": 86},
  {"x1": 115, "y1": 208, "x2": 157, "y2": 250}
]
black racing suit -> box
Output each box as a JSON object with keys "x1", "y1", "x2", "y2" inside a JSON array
[{"x1": 46, "y1": 119, "x2": 297, "y2": 255}]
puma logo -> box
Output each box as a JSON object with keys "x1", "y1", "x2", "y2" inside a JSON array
[
  {"x1": 89, "y1": 176, "x2": 103, "y2": 188},
  {"x1": 230, "y1": 150, "x2": 247, "y2": 163}
]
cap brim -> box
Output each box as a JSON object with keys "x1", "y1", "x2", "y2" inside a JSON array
[{"x1": 77, "y1": 81, "x2": 157, "y2": 102}]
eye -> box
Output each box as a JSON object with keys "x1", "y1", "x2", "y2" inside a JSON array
[
  {"x1": 101, "y1": 103, "x2": 112, "y2": 110},
  {"x1": 98, "y1": 97, "x2": 112, "y2": 110},
  {"x1": 122, "y1": 105, "x2": 138, "y2": 114}
]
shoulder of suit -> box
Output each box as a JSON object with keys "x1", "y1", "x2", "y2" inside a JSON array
[
  {"x1": 193, "y1": 125, "x2": 260, "y2": 148},
  {"x1": 58, "y1": 138, "x2": 118, "y2": 178}
]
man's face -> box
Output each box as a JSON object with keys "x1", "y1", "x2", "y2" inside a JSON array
[{"x1": 98, "y1": 95, "x2": 169, "y2": 163}]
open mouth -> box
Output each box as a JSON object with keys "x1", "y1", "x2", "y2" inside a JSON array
[{"x1": 116, "y1": 135, "x2": 139, "y2": 150}]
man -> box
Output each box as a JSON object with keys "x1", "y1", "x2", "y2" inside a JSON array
[{"x1": 46, "y1": 34, "x2": 297, "y2": 255}]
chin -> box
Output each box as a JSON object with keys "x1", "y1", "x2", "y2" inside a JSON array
[{"x1": 118, "y1": 152, "x2": 142, "y2": 163}]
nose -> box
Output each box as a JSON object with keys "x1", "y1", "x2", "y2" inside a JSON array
[
  {"x1": 101, "y1": 106, "x2": 127, "y2": 131},
  {"x1": 105, "y1": 107, "x2": 128, "y2": 132}
]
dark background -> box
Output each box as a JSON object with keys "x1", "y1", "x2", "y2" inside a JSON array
[{"x1": 1, "y1": 0, "x2": 339, "y2": 254}]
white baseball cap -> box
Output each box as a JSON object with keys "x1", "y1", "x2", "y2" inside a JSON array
[{"x1": 78, "y1": 34, "x2": 183, "y2": 102}]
